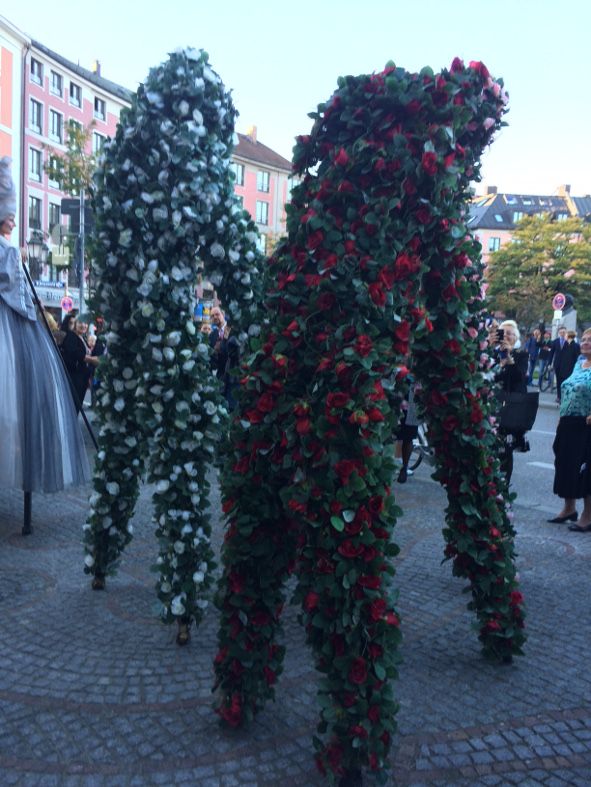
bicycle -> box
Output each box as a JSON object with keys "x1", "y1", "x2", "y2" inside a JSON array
[
  {"x1": 538, "y1": 364, "x2": 556, "y2": 393},
  {"x1": 408, "y1": 422, "x2": 435, "y2": 471}
]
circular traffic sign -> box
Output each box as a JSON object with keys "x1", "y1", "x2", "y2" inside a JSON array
[
  {"x1": 61, "y1": 295, "x2": 74, "y2": 312},
  {"x1": 552, "y1": 292, "x2": 566, "y2": 311}
]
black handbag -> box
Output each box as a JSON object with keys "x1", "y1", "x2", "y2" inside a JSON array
[{"x1": 498, "y1": 391, "x2": 539, "y2": 432}]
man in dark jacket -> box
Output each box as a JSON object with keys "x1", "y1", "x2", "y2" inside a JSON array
[{"x1": 552, "y1": 326, "x2": 578, "y2": 402}]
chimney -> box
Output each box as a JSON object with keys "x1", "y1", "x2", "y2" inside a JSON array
[
  {"x1": 486, "y1": 185, "x2": 497, "y2": 195},
  {"x1": 556, "y1": 184, "x2": 571, "y2": 196},
  {"x1": 246, "y1": 125, "x2": 257, "y2": 143},
  {"x1": 92, "y1": 59, "x2": 101, "y2": 77}
]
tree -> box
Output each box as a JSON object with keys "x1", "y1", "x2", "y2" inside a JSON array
[
  {"x1": 485, "y1": 214, "x2": 591, "y2": 327},
  {"x1": 43, "y1": 121, "x2": 97, "y2": 195}
]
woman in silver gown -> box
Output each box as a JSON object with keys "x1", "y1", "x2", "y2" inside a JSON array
[{"x1": 0, "y1": 157, "x2": 89, "y2": 493}]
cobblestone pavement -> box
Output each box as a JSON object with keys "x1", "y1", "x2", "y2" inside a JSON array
[{"x1": 1, "y1": 430, "x2": 590, "y2": 785}]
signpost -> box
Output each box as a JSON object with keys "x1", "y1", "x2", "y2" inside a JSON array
[{"x1": 60, "y1": 295, "x2": 74, "y2": 312}]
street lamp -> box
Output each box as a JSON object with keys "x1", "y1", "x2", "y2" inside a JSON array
[{"x1": 27, "y1": 231, "x2": 50, "y2": 280}]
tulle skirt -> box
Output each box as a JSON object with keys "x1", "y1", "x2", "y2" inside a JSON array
[{"x1": 0, "y1": 299, "x2": 90, "y2": 492}]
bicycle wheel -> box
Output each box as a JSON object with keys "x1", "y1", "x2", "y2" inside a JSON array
[
  {"x1": 408, "y1": 436, "x2": 423, "y2": 471},
  {"x1": 539, "y1": 367, "x2": 551, "y2": 392}
]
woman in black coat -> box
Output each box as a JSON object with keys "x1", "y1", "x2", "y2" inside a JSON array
[
  {"x1": 59, "y1": 314, "x2": 91, "y2": 413},
  {"x1": 488, "y1": 319, "x2": 529, "y2": 484}
]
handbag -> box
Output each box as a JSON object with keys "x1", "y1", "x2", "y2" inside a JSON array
[{"x1": 498, "y1": 391, "x2": 539, "y2": 432}]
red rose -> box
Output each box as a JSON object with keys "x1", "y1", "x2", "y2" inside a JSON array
[
  {"x1": 217, "y1": 692, "x2": 242, "y2": 727},
  {"x1": 450, "y1": 56, "x2": 464, "y2": 73},
  {"x1": 442, "y1": 415, "x2": 459, "y2": 432},
  {"x1": 317, "y1": 292, "x2": 336, "y2": 310},
  {"x1": 228, "y1": 570, "x2": 245, "y2": 594},
  {"x1": 368, "y1": 282, "x2": 387, "y2": 307},
  {"x1": 378, "y1": 266, "x2": 396, "y2": 290},
  {"x1": 358, "y1": 575, "x2": 381, "y2": 589},
  {"x1": 368, "y1": 496, "x2": 384, "y2": 515},
  {"x1": 214, "y1": 646, "x2": 228, "y2": 665},
  {"x1": 368, "y1": 705, "x2": 380, "y2": 723},
  {"x1": 369, "y1": 753, "x2": 379, "y2": 771},
  {"x1": 421, "y1": 151, "x2": 438, "y2": 176},
  {"x1": 415, "y1": 206, "x2": 431, "y2": 225},
  {"x1": 222, "y1": 498, "x2": 236, "y2": 514},
  {"x1": 355, "y1": 335, "x2": 373, "y2": 357},
  {"x1": 327, "y1": 392, "x2": 349, "y2": 409},
  {"x1": 251, "y1": 610, "x2": 271, "y2": 627},
  {"x1": 296, "y1": 418, "x2": 311, "y2": 435},
  {"x1": 442, "y1": 284, "x2": 458, "y2": 301},
  {"x1": 369, "y1": 598, "x2": 386, "y2": 620},
  {"x1": 307, "y1": 230, "x2": 324, "y2": 250},
  {"x1": 338, "y1": 539, "x2": 364, "y2": 559},
  {"x1": 334, "y1": 147, "x2": 349, "y2": 166},
  {"x1": 335, "y1": 459, "x2": 358, "y2": 484},
  {"x1": 469, "y1": 60, "x2": 490, "y2": 79},
  {"x1": 430, "y1": 390, "x2": 448, "y2": 407},
  {"x1": 257, "y1": 392, "x2": 275, "y2": 413},
  {"x1": 385, "y1": 611, "x2": 400, "y2": 626},
  {"x1": 232, "y1": 456, "x2": 250, "y2": 474},
  {"x1": 349, "y1": 657, "x2": 368, "y2": 685},
  {"x1": 350, "y1": 725, "x2": 368, "y2": 739},
  {"x1": 344, "y1": 239, "x2": 356, "y2": 254},
  {"x1": 393, "y1": 252, "x2": 421, "y2": 280},
  {"x1": 304, "y1": 591, "x2": 320, "y2": 611},
  {"x1": 367, "y1": 408, "x2": 384, "y2": 422},
  {"x1": 394, "y1": 321, "x2": 410, "y2": 343}
]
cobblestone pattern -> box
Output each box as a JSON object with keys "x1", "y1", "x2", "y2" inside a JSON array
[{"x1": 1, "y1": 436, "x2": 590, "y2": 785}]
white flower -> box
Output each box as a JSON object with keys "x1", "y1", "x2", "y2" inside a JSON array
[
  {"x1": 210, "y1": 242, "x2": 225, "y2": 259},
  {"x1": 119, "y1": 229, "x2": 133, "y2": 247},
  {"x1": 106, "y1": 482, "x2": 120, "y2": 496},
  {"x1": 163, "y1": 347, "x2": 175, "y2": 362},
  {"x1": 171, "y1": 595, "x2": 186, "y2": 616},
  {"x1": 193, "y1": 570, "x2": 205, "y2": 584},
  {"x1": 155, "y1": 479, "x2": 170, "y2": 493},
  {"x1": 84, "y1": 554, "x2": 94, "y2": 567},
  {"x1": 160, "y1": 581, "x2": 171, "y2": 593},
  {"x1": 204, "y1": 400, "x2": 217, "y2": 416},
  {"x1": 178, "y1": 100, "x2": 190, "y2": 116},
  {"x1": 114, "y1": 398, "x2": 125, "y2": 412},
  {"x1": 173, "y1": 540, "x2": 185, "y2": 555}
]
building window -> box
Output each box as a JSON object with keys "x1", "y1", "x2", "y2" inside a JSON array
[
  {"x1": 30, "y1": 58, "x2": 43, "y2": 85},
  {"x1": 29, "y1": 196, "x2": 42, "y2": 230},
  {"x1": 29, "y1": 147, "x2": 42, "y2": 182},
  {"x1": 513, "y1": 211, "x2": 524, "y2": 223},
  {"x1": 256, "y1": 200, "x2": 269, "y2": 225},
  {"x1": 488, "y1": 237, "x2": 501, "y2": 252},
  {"x1": 257, "y1": 170, "x2": 270, "y2": 193},
  {"x1": 494, "y1": 214, "x2": 503, "y2": 222},
  {"x1": 30, "y1": 99, "x2": 43, "y2": 134},
  {"x1": 70, "y1": 82, "x2": 81, "y2": 107},
  {"x1": 49, "y1": 110, "x2": 63, "y2": 143},
  {"x1": 49, "y1": 203, "x2": 61, "y2": 232},
  {"x1": 48, "y1": 155, "x2": 60, "y2": 189},
  {"x1": 235, "y1": 195, "x2": 244, "y2": 209},
  {"x1": 231, "y1": 162, "x2": 245, "y2": 186},
  {"x1": 94, "y1": 97, "x2": 106, "y2": 120},
  {"x1": 256, "y1": 234, "x2": 267, "y2": 254},
  {"x1": 556, "y1": 212, "x2": 568, "y2": 221},
  {"x1": 50, "y1": 70, "x2": 63, "y2": 97},
  {"x1": 92, "y1": 131, "x2": 106, "y2": 154}
]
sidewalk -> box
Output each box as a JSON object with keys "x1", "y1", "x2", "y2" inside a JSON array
[{"x1": 1, "y1": 452, "x2": 590, "y2": 785}]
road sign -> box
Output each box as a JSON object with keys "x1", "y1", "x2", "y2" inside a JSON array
[
  {"x1": 552, "y1": 293, "x2": 566, "y2": 310},
  {"x1": 60, "y1": 295, "x2": 74, "y2": 312}
]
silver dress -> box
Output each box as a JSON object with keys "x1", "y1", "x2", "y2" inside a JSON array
[{"x1": 0, "y1": 236, "x2": 90, "y2": 492}]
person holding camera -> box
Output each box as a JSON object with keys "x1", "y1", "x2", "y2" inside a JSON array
[{"x1": 488, "y1": 319, "x2": 529, "y2": 484}]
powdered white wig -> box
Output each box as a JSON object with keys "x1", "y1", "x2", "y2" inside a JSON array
[{"x1": 0, "y1": 157, "x2": 17, "y2": 223}]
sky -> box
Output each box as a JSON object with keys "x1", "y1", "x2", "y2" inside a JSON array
[{"x1": 7, "y1": 0, "x2": 591, "y2": 196}]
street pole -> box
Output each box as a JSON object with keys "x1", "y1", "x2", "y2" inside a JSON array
[{"x1": 79, "y1": 186, "x2": 86, "y2": 317}]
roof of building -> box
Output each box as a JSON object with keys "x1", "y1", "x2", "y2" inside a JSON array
[
  {"x1": 31, "y1": 40, "x2": 133, "y2": 104},
  {"x1": 468, "y1": 190, "x2": 590, "y2": 230},
  {"x1": 234, "y1": 133, "x2": 292, "y2": 172}
]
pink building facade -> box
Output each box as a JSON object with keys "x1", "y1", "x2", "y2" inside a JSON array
[
  {"x1": 0, "y1": 15, "x2": 28, "y2": 242},
  {"x1": 231, "y1": 127, "x2": 293, "y2": 254},
  {"x1": 23, "y1": 41, "x2": 131, "y2": 310}
]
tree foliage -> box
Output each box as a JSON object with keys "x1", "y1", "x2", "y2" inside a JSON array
[
  {"x1": 485, "y1": 214, "x2": 591, "y2": 327},
  {"x1": 43, "y1": 121, "x2": 97, "y2": 195}
]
